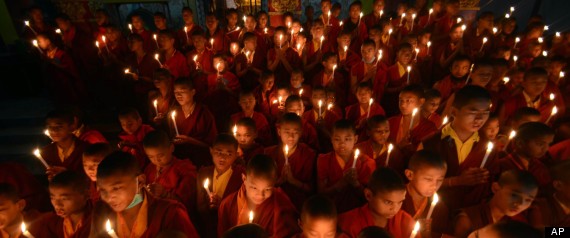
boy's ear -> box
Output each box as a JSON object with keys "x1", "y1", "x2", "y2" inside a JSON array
[
  {"x1": 137, "y1": 174, "x2": 146, "y2": 188},
  {"x1": 450, "y1": 107, "x2": 457, "y2": 119},
  {"x1": 404, "y1": 169, "x2": 414, "y2": 181},
  {"x1": 276, "y1": 127, "x2": 282, "y2": 137},
  {"x1": 354, "y1": 135, "x2": 359, "y2": 142},
  {"x1": 16, "y1": 199, "x2": 26, "y2": 212},
  {"x1": 242, "y1": 173, "x2": 247, "y2": 182},
  {"x1": 418, "y1": 98, "x2": 426, "y2": 107},
  {"x1": 364, "y1": 188, "x2": 373, "y2": 202},
  {"x1": 491, "y1": 182, "x2": 500, "y2": 194}
]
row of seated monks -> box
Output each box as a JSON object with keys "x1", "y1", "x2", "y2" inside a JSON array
[{"x1": 4, "y1": 0, "x2": 570, "y2": 237}]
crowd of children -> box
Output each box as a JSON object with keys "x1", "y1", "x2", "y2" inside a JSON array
[{"x1": 4, "y1": 0, "x2": 570, "y2": 237}]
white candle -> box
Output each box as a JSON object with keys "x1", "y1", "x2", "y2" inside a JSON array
[
  {"x1": 210, "y1": 38, "x2": 215, "y2": 50},
  {"x1": 426, "y1": 193, "x2": 439, "y2": 219},
  {"x1": 203, "y1": 178, "x2": 212, "y2": 196},
  {"x1": 233, "y1": 124, "x2": 238, "y2": 137},
  {"x1": 560, "y1": 71, "x2": 565, "y2": 80},
  {"x1": 318, "y1": 100, "x2": 323, "y2": 118},
  {"x1": 332, "y1": 64, "x2": 337, "y2": 79},
  {"x1": 504, "y1": 130, "x2": 517, "y2": 151},
  {"x1": 409, "y1": 108, "x2": 418, "y2": 130},
  {"x1": 410, "y1": 14, "x2": 416, "y2": 31},
  {"x1": 465, "y1": 64, "x2": 474, "y2": 84},
  {"x1": 406, "y1": 66, "x2": 412, "y2": 84},
  {"x1": 24, "y1": 20, "x2": 37, "y2": 35},
  {"x1": 249, "y1": 211, "x2": 254, "y2": 223},
  {"x1": 184, "y1": 26, "x2": 189, "y2": 43},
  {"x1": 105, "y1": 219, "x2": 119, "y2": 238},
  {"x1": 327, "y1": 11, "x2": 331, "y2": 26},
  {"x1": 32, "y1": 40, "x2": 43, "y2": 54},
  {"x1": 399, "y1": 13, "x2": 406, "y2": 26},
  {"x1": 352, "y1": 149, "x2": 360, "y2": 168},
  {"x1": 284, "y1": 144, "x2": 289, "y2": 165},
  {"x1": 427, "y1": 41, "x2": 431, "y2": 55},
  {"x1": 546, "y1": 106, "x2": 558, "y2": 124},
  {"x1": 153, "y1": 99, "x2": 159, "y2": 116},
  {"x1": 439, "y1": 116, "x2": 449, "y2": 129},
  {"x1": 154, "y1": 54, "x2": 163, "y2": 67},
  {"x1": 21, "y1": 222, "x2": 34, "y2": 238},
  {"x1": 385, "y1": 143, "x2": 394, "y2": 167},
  {"x1": 377, "y1": 49, "x2": 383, "y2": 64},
  {"x1": 493, "y1": 27, "x2": 498, "y2": 34},
  {"x1": 479, "y1": 37, "x2": 488, "y2": 52},
  {"x1": 358, "y1": 12, "x2": 363, "y2": 27},
  {"x1": 153, "y1": 34, "x2": 159, "y2": 48},
  {"x1": 514, "y1": 37, "x2": 520, "y2": 48},
  {"x1": 327, "y1": 103, "x2": 333, "y2": 111},
  {"x1": 279, "y1": 34, "x2": 283, "y2": 49},
  {"x1": 171, "y1": 111, "x2": 179, "y2": 136},
  {"x1": 510, "y1": 6, "x2": 515, "y2": 14},
  {"x1": 410, "y1": 221, "x2": 420, "y2": 238},
  {"x1": 193, "y1": 55, "x2": 198, "y2": 69},
  {"x1": 367, "y1": 98, "x2": 374, "y2": 118},
  {"x1": 128, "y1": 23, "x2": 133, "y2": 33},
  {"x1": 480, "y1": 142, "x2": 494, "y2": 168},
  {"x1": 319, "y1": 35, "x2": 325, "y2": 51},
  {"x1": 503, "y1": 77, "x2": 510, "y2": 84},
  {"x1": 33, "y1": 148, "x2": 50, "y2": 169}
]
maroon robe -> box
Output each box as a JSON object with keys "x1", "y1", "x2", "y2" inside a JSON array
[
  {"x1": 338, "y1": 205, "x2": 414, "y2": 238},
  {"x1": 462, "y1": 27, "x2": 494, "y2": 58},
  {"x1": 313, "y1": 70, "x2": 349, "y2": 108},
  {"x1": 176, "y1": 24, "x2": 203, "y2": 49},
  {"x1": 529, "y1": 195, "x2": 570, "y2": 227},
  {"x1": 207, "y1": 28, "x2": 231, "y2": 55},
  {"x1": 401, "y1": 187, "x2": 451, "y2": 236},
  {"x1": 499, "y1": 92, "x2": 555, "y2": 124},
  {"x1": 118, "y1": 124, "x2": 155, "y2": 170},
  {"x1": 433, "y1": 75, "x2": 466, "y2": 111},
  {"x1": 230, "y1": 111, "x2": 274, "y2": 146},
  {"x1": 206, "y1": 71, "x2": 240, "y2": 94},
  {"x1": 40, "y1": 139, "x2": 88, "y2": 175},
  {"x1": 126, "y1": 52, "x2": 161, "y2": 97},
  {"x1": 382, "y1": 64, "x2": 422, "y2": 116},
  {"x1": 43, "y1": 48, "x2": 84, "y2": 106},
  {"x1": 548, "y1": 139, "x2": 570, "y2": 166},
  {"x1": 349, "y1": 61, "x2": 388, "y2": 103},
  {"x1": 234, "y1": 50, "x2": 267, "y2": 91},
  {"x1": 264, "y1": 143, "x2": 316, "y2": 210},
  {"x1": 355, "y1": 140, "x2": 406, "y2": 176},
  {"x1": 32, "y1": 205, "x2": 92, "y2": 238},
  {"x1": 302, "y1": 109, "x2": 341, "y2": 153},
  {"x1": 240, "y1": 143, "x2": 264, "y2": 165},
  {"x1": 161, "y1": 50, "x2": 190, "y2": 79},
  {"x1": 345, "y1": 103, "x2": 386, "y2": 142},
  {"x1": 267, "y1": 47, "x2": 302, "y2": 86},
  {"x1": 134, "y1": 29, "x2": 156, "y2": 53},
  {"x1": 388, "y1": 115, "x2": 438, "y2": 152},
  {"x1": 172, "y1": 104, "x2": 218, "y2": 168}
]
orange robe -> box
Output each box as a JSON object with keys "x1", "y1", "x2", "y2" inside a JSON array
[{"x1": 338, "y1": 205, "x2": 414, "y2": 238}]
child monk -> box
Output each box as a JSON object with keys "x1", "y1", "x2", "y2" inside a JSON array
[
  {"x1": 302, "y1": 86, "x2": 341, "y2": 153},
  {"x1": 0, "y1": 183, "x2": 33, "y2": 238},
  {"x1": 118, "y1": 108, "x2": 154, "y2": 169},
  {"x1": 254, "y1": 71, "x2": 276, "y2": 119},
  {"x1": 433, "y1": 55, "x2": 471, "y2": 112},
  {"x1": 188, "y1": 29, "x2": 214, "y2": 76},
  {"x1": 231, "y1": 91, "x2": 273, "y2": 145},
  {"x1": 442, "y1": 60, "x2": 495, "y2": 116},
  {"x1": 529, "y1": 160, "x2": 570, "y2": 228},
  {"x1": 422, "y1": 89, "x2": 443, "y2": 128},
  {"x1": 264, "y1": 113, "x2": 317, "y2": 210},
  {"x1": 268, "y1": 26, "x2": 301, "y2": 86},
  {"x1": 207, "y1": 53, "x2": 240, "y2": 94},
  {"x1": 172, "y1": 77, "x2": 218, "y2": 168},
  {"x1": 403, "y1": 150, "x2": 451, "y2": 237},
  {"x1": 293, "y1": 195, "x2": 340, "y2": 238},
  {"x1": 41, "y1": 110, "x2": 89, "y2": 179},
  {"x1": 313, "y1": 52, "x2": 348, "y2": 108},
  {"x1": 338, "y1": 167, "x2": 415, "y2": 238},
  {"x1": 90, "y1": 151, "x2": 198, "y2": 237},
  {"x1": 382, "y1": 43, "x2": 421, "y2": 116},
  {"x1": 499, "y1": 67, "x2": 555, "y2": 124},
  {"x1": 284, "y1": 96, "x2": 320, "y2": 150},
  {"x1": 157, "y1": 30, "x2": 189, "y2": 79},
  {"x1": 389, "y1": 85, "x2": 437, "y2": 154},
  {"x1": 142, "y1": 130, "x2": 197, "y2": 217},
  {"x1": 453, "y1": 170, "x2": 538, "y2": 238},
  {"x1": 345, "y1": 82, "x2": 386, "y2": 143},
  {"x1": 196, "y1": 134, "x2": 245, "y2": 238},
  {"x1": 317, "y1": 120, "x2": 376, "y2": 213},
  {"x1": 420, "y1": 85, "x2": 496, "y2": 211},
  {"x1": 83, "y1": 143, "x2": 114, "y2": 202},
  {"x1": 235, "y1": 32, "x2": 265, "y2": 91},
  {"x1": 350, "y1": 40, "x2": 386, "y2": 103},
  {"x1": 234, "y1": 118, "x2": 265, "y2": 164},
  {"x1": 289, "y1": 69, "x2": 312, "y2": 107},
  {"x1": 356, "y1": 115, "x2": 405, "y2": 175},
  {"x1": 217, "y1": 154, "x2": 300, "y2": 237},
  {"x1": 35, "y1": 171, "x2": 92, "y2": 238}
]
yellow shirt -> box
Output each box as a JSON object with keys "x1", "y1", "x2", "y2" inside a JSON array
[
  {"x1": 213, "y1": 168, "x2": 233, "y2": 196},
  {"x1": 117, "y1": 193, "x2": 148, "y2": 238},
  {"x1": 57, "y1": 141, "x2": 76, "y2": 162},
  {"x1": 441, "y1": 124, "x2": 480, "y2": 164},
  {"x1": 397, "y1": 62, "x2": 406, "y2": 78}
]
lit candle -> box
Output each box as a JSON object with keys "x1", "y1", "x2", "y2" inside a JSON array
[
  {"x1": 409, "y1": 108, "x2": 418, "y2": 131},
  {"x1": 232, "y1": 124, "x2": 238, "y2": 138},
  {"x1": 332, "y1": 64, "x2": 337, "y2": 79},
  {"x1": 457, "y1": 17, "x2": 462, "y2": 23},
  {"x1": 284, "y1": 144, "x2": 289, "y2": 165},
  {"x1": 358, "y1": 12, "x2": 363, "y2": 27},
  {"x1": 376, "y1": 49, "x2": 383, "y2": 65},
  {"x1": 544, "y1": 25, "x2": 549, "y2": 31},
  {"x1": 153, "y1": 99, "x2": 159, "y2": 116},
  {"x1": 33, "y1": 148, "x2": 50, "y2": 169},
  {"x1": 406, "y1": 66, "x2": 412, "y2": 84},
  {"x1": 542, "y1": 50, "x2": 548, "y2": 57},
  {"x1": 101, "y1": 35, "x2": 110, "y2": 53},
  {"x1": 154, "y1": 54, "x2": 163, "y2": 67},
  {"x1": 352, "y1": 149, "x2": 360, "y2": 168},
  {"x1": 249, "y1": 211, "x2": 254, "y2": 223},
  {"x1": 184, "y1": 26, "x2": 189, "y2": 43},
  {"x1": 538, "y1": 37, "x2": 543, "y2": 43},
  {"x1": 439, "y1": 116, "x2": 449, "y2": 129},
  {"x1": 504, "y1": 130, "x2": 517, "y2": 151},
  {"x1": 426, "y1": 193, "x2": 439, "y2": 219},
  {"x1": 279, "y1": 34, "x2": 283, "y2": 49},
  {"x1": 243, "y1": 15, "x2": 246, "y2": 23},
  {"x1": 327, "y1": 102, "x2": 333, "y2": 111},
  {"x1": 560, "y1": 71, "x2": 565, "y2": 80},
  {"x1": 318, "y1": 100, "x2": 323, "y2": 118},
  {"x1": 171, "y1": 111, "x2": 179, "y2": 136},
  {"x1": 465, "y1": 64, "x2": 474, "y2": 84},
  {"x1": 410, "y1": 13, "x2": 416, "y2": 31},
  {"x1": 343, "y1": 45, "x2": 348, "y2": 54},
  {"x1": 379, "y1": 10, "x2": 384, "y2": 18},
  {"x1": 505, "y1": 13, "x2": 510, "y2": 18},
  {"x1": 427, "y1": 41, "x2": 431, "y2": 55},
  {"x1": 216, "y1": 62, "x2": 221, "y2": 74},
  {"x1": 327, "y1": 11, "x2": 331, "y2": 26},
  {"x1": 546, "y1": 106, "x2": 558, "y2": 124},
  {"x1": 24, "y1": 20, "x2": 37, "y2": 35},
  {"x1": 278, "y1": 96, "x2": 283, "y2": 106},
  {"x1": 203, "y1": 178, "x2": 212, "y2": 197},
  {"x1": 44, "y1": 129, "x2": 52, "y2": 140},
  {"x1": 479, "y1": 37, "x2": 488, "y2": 52},
  {"x1": 193, "y1": 55, "x2": 198, "y2": 69},
  {"x1": 128, "y1": 23, "x2": 133, "y2": 33},
  {"x1": 503, "y1": 77, "x2": 510, "y2": 84},
  {"x1": 461, "y1": 24, "x2": 466, "y2": 31},
  {"x1": 414, "y1": 48, "x2": 419, "y2": 61},
  {"x1": 32, "y1": 39, "x2": 43, "y2": 54},
  {"x1": 297, "y1": 43, "x2": 302, "y2": 52},
  {"x1": 367, "y1": 98, "x2": 374, "y2": 118},
  {"x1": 319, "y1": 35, "x2": 325, "y2": 51},
  {"x1": 95, "y1": 41, "x2": 100, "y2": 53},
  {"x1": 556, "y1": 32, "x2": 561, "y2": 38},
  {"x1": 385, "y1": 143, "x2": 394, "y2": 167},
  {"x1": 480, "y1": 142, "x2": 494, "y2": 168},
  {"x1": 514, "y1": 37, "x2": 520, "y2": 48},
  {"x1": 264, "y1": 27, "x2": 268, "y2": 34},
  {"x1": 210, "y1": 38, "x2": 214, "y2": 49},
  {"x1": 55, "y1": 28, "x2": 61, "y2": 34},
  {"x1": 428, "y1": 8, "x2": 433, "y2": 22},
  {"x1": 493, "y1": 27, "x2": 498, "y2": 35},
  {"x1": 410, "y1": 221, "x2": 420, "y2": 238},
  {"x1": 299, "y1": 89, "x2": 303, "y2": 97},
  {"x1": 550, "y1": 93, "x2": 555, "y2": 101},
  {"x1": 513, "y1": 55, "x2": 518, "y2": 64},
  {"x1": 124, "y1": 68, "x2": 135, "y2": 76},
  {"x1": 399, "y1": 13, "x2": 406, "y2": 26},
  {"x1": 153, "y1": 34, "x2": 159, "y2": 48},
  {"x1": 21, "y1": 222, "x2": 34, "y2": 238},
  {"x1": 105, "y1": 219, "x2": 119, "y2": 238},
  {"x1": 510, "y1": 6, "x2": 515, "y2": 14}
]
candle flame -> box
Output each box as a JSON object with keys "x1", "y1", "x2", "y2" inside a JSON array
[
  {"x1": 95, "y1": 41, "x2": 99, "y2": 48},
  {"x1": 388, "y1": 143, "x2": 394, "y2": 152},
  {"x1": 102, "y1": 35, "x2": 106, "y2": 42},
  {"x1": 297, "y1": 43, "x2": 302, "y2": 51},
  {"x1": 543, "y1": 50, "x2": 548, "y2": 57},
  {"x1": 32, "y1": 39, "x2": 38, "y2": 47},
  {"x1": 204, "y1": 178, "x2": 210, "y2": 190},
  {"x1": 457, "y1": 17, "x2": 461, "y2": 23},
  {"x1": 369, "y1": 98, "x2": 374, "y2": 105},
  {"x1": 544, "y1": 25, "x2": 549, "y2": 31},
  {"x1": 513, "y1": 55, "x2": 518, "y2": 62},
  {"x1": 510, "y1": 6, "x2": 515, "y2": 12},
  {"x1": 233, "y1": 124, "x2": 237, "y2": 135},
  {"x1": 327, "y1": 11, "x2": 331, "y2": 17},
  {"x1": 380, "y1": 10, "x2": 384, "y2": 16},
  {"x1": 461, "y1": 25, "x2": 466, "y2": 31},
  {"x1": 432, "y1": 193, "x2": 439, "y2": 205},
  {"x1": 389, "y1": 28, "x2": 393, "y2": 35},
  {"x1": 24, "y1": 20, "x2": 29, "y2": 26},
  {"x1": 343, "y1": 45, "x2": 348, "y2": 52},
  {"x1": 538, "y1": 37, "x2": 543, "y2": 43},
  {"x1": 515, "y1": 37, "x2": 520, "y2": 43},
  {"x1": 284, "y1": 144, "x2": 289, "y2": 155},
  {"x1": 415, "y1": 48, "x2": 419, "y2": 53},
  {"x1": 299, "y1": 89, "x2": 303, "y2": 96},
  {"x1": 216, "y1": 62, "x2": 221, "y2": 71},
  {"x1": 33, "y1": 148, "x2": 41, "y2": 158},
  {"x1": 503, "y1": 77, "x2": 510, "y2": 84},
  {"x1": 552, "y1": 106, "x2": 558, "y2": 115},
  {"x1": 128, "y1": 24, "x2": 132, "y2": 30},
  {"x1": 378, "y1": 49, "x2": 383, "y2": 59},
  {"x1": 486, "y1": 142, "x2": 494, "y2": 152},
  {"x1": 249, "y1": 211, "x2": 254, "y2": 223},
  {"x1": 333, "y1": 64, "x2": 337, "y2": 71},
  {"x1": 44, "y1": 129, "x2": 50, "y2": 137},
  {"x1": 184, "y1": 26, "x2": 188, "y2": 32},
  {"x1": 402, "y1": 13, "x2": 406, "y2": 18},
  {"x1": 354, "y1": 149, "x2": 360, "y2": 159},
  {"x1": 105, "y1": 219, "x2": 112, "y2": 232},
  {"x1": 153, "y1": 34, "x2": 157, "y2": 40},
  {"x1": 556, "y1": 32, "x2": 561, "y2": 37},
  {"x1": 272, "y1": 99, "x2": 278, "y2": 104},
  {"x1": 153, "y1": 99, "x2": 158, "y2": 108},
  {"x1": 560, "y1": 72, "x2": 565, "y2": 78},
  {"x1": 171, "y1": 110, "x2": 176, "y2": 119},
  {"x1": 55, "y1": 28, "x2": 61, "y2": 34},
  {"x1": 550, "y1": 93, "x2": 555, "y2": 101},
  {"x1": 427, "y1": 41, "x2": 432, "y2": 47},
  {"x1": 442, "y1": 116, "x2": 448, "y2": 125},
  {"x1": 21, "y1": 222, "x2": 27, "y2": 233},
  {"x1": 483, "y1": 37, "x2": 488, "y2": 43},
  {"x1": 124, "y1": 69, "x2": 130, "y2": 74},
  {"x1": 412, "y1": 108, "x2": 418, "y2": 116},
  {"x1": 193, "y1": 55, "x2": 198, "y2": 61},
  {"x1": 210, "y1": 38, "x2": 214, "y2": 46},
  {"x1": 505, "y1": 13, "x2": 510, "y2": 18},
  {"x1": 243, "y1": 16, "x2": 246, "y2": 22},
  {"x1": 407, "y1": 65, "x2": 411, "y2": 72},
  {"x1": 264, "y1": 28, "x2": 267, "y2": 34},
  {"x1": 493, "y1": 27, "x2": 498, "y2": 34},
  {"x1": 154, "y1": 54, "x2": 159, "y2": 60},
  {"x1": 509, "y1": 130, "x2": 517, "y2": 139},
  {"x1": 327, "y1": 103, "x2": 333, "y2": 110}
]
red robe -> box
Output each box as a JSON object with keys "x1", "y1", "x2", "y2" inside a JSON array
[
  {"x1": 345, "y1": 103, "x2": 386, "y2": 142},
  {"x1": 433, "y1": 75, "x2": 466, "y2": 112},
  {"x1": 40, "y1": 139, "x2": 88, "y2": 175},
  {"x1": 402, "y1": 187, "x2": 451, "y2": 236},
  {"x1": 338, "y1": 205, "x2": 414, "y2": 238},
  {"x1": 225, "y1": 26, "x2": 241, "y2": 43},
  {"x1": 462, "y1": 27, "x2": 494, "y2": 58},
  {"x1": 206, "y1": 71, "x2": 241, "y2": 94},
  {"x1": 207, "y1": 28, "x2": 231, "y2": 55},
  {"x1": 253, "y1": 86, "x2": 275, "y2": 120},
  {"x1": 313, "y1": 70, "x2": 349, "y2": 108},
  {"x1": 176, "y1": 24, "x2": 203, "y2": 49},
  {"x1": 144, "y1": 158, "x2": 197, "y2": 216},
  {"x1": 89, "y1": 181, "x2": 99, "y2": 202},
  {"x1": 355, "y1": 140, "x2": 406, "y2": 176},
  {"x1": 119, "y1": 124, "x2": 155, "y2": 170},
  {"x1": 267, "y1": 47, "x2": 302, "y2": 86},
  {"x1": 300, "y1": 120, "x2": 320, "y2": 151},
  {"x1": 187, "y1": 49, "x2": 214, "y2": 77},
  {"x1": 489, "y1": 154, "x2": 552, "y2": 190},
  {"x1": 77, "y1": 128, "x2": 107, "y2": 144},
  {"x1": 363, "y1": 13, "x2": 382, "y2": 30},
  {"x1": 126, "y1": 52, "x2": 161, "y2": 96},
  {"x1": 388, "y1": 115, "x2": 437, "y2": 152},
  {"x1": 89, "y1": 191, "x2": 199, "y2": 238},
  {"x1": 264, "y1": 143, "x2": 317, "y2": 210},
  {"x1": 234, "y1": 50, "x2": 267, "y2": 91},
  {"x1": 196, "y1": 165, "x2": 245, "y2": 238},
  {"x1": 460, "y1": 202, "x2": 527, "y2": 235},
  {"x1": 32, "y1": 206, "x2": 92, "y2": 238},
  {"x1": 383, "y1": 64, "x2": 422, "y2": 116},
  {"x1": 161, "y1": 50, "x2": 190, "y2": 79},
  {"x1": 304, "y1": 39, "x2": 334, "y2": 85},
  {"x1": 341, "y1": 19, "x2": 368, "y2": 56},
  {"x1": 230, "y1": 111, "x2": 274, "y2": 146},
  {"x1": 172, "y1": 104, "x2": 218, "y2": 168},
  {"x1": 302, "y1": 109, "x2": 341, "y2": 153},
  {"x1": 0, "y1": 162, "x2": 51, "y2": 213},
  {"x1": 529, "y1": 195, "x2": 570, "y2": 227},
  {"x1": 548, "y1": 139, "x2": 570, "y2": 165},
  {"x1": 426, "y1": 113, "x2": 443, "y2": 129},
  {"x1": 134, "y1": 29, "x2": 156, "y2": 53},
  {"x1": 217, "y1": 185, "x2": 300, "y2": 237},
  {"x1": 317, "y1": 152, "x2": 376, "y2": 213},
  {"x1": 499, "y1": 92, "x2": 555, "y2": 124},
  {"x1": 422, "y1": 132, "x2": 499, "y2": 211},
  {"x1": 240, "y1": 143, "x2": 265, "y2": 165},
  {"x1": 349, "y1": 61, "x2": 388, "y2": 103}
]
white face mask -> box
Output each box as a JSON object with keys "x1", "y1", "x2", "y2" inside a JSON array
[{"x1": 126, "y1": 177, "x2": 143, "y2": 210}]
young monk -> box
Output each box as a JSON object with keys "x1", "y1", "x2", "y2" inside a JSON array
[
  {"x1": 187, "y1": 29, "x2": 214, "y2": 77},
  {"x1": 499, "y1": 67, "x2": 555, "y2": 124},
  {"x1": 529, "y1": 160, "x2": 570, "y2": 228},
  {"x1": 149, "y1": 69, "x2": 175, "y2": 127},
  {"x1": 356, "y1": 115, "x2": 405, "y2": 175},
  {"x1": 172, "y1": 77, "x2": 218, "y2": 168},
  {"x1": 142, "y1": 130, "x2": 197, "y2": 217},
  {"x1": 289, "y1": 69, "x2": 312, "y2": 107},
  {"x1": 302, "y1": 86, "x2": 341, "y2": 153},
  {"x1": 293, "y1": 195, "x2": 340, "y2": 238},
  {"x1": 254, "y1": 71, "x2": 276, "y2": 119},
  {"x1": 235, "y1": 32, "x2": 265, "y2": 91},
  {"x1": 0, "y1": 183, "x2": 32, "y2": 238},
  {"x1": 41, "y1": 110, "x2": 89, "y2": 179},
  {"x1": 207, "y1": 53, "x2": 240, "y2": 94},
  {"x1": 442, "y1": 60, "x2": 495, "y2": 116},
  {"x1": 403, "y1": 150, "x2": 450, "y2": 237},
  {"x1": 313, "y1": 52, "x2": 348, "y2": 108},
  {"x1": 196, "y1": 134, "x2": 245, "y2": 238},
  {"x1": 70, "y1": 109, "x2": 107, "y2": 145},
  {"x1": 225, "y1": 9, "x2": 241, "y2": 43},
  {"x1": 234, "y1": 118, "x2": 265, "y2": 164},
  {"x1": 217, "y1": 154, "x2": 300, "y2": 237},
  {"x1": 468, "y1": 220, "x2": 542, "y2": 238},
  {"x1": 284, "y1": 96, "x2": 320, "y2": 150},
  {"x1": 317, "y1": 120, "x2": 376, "y2": 213},
  {"x1": 422, "y1": 89, "x2": 443, "y2": 128},
  {"x1": 157, "y1": 30, "x2": 189, "y2": 79},
  {"x1": 268, "y1": 26, "x2": 301, "y2": 86},
  {"x1": 420, "y1": 85, "x2": 496, "y2": 211},
  {"x1": 83, "y1": 143, "x2": 113, "y2": 202},
  {"x1": 338, "y1": 167, "x2": 414, "y2": 238},
  {"x1": 345, "y1": 82, "x2": 386, "y2": 143},
  {"x1": 433, "y1": 55, "x2": 471, "y2": 112},
  {"x1": 350, "y1": 40, "x2": 387, "y2": 104},
  {"x1": 389, "y1": 85, "x2": 437, "y2": 154},
  {"x1": 90, "y1": 151, "x2": 199, "y2": 237},
  {"x1": 343, "y1": 1, "x2": 368, "y2": 55},
  {"x1": 34, "y1": 171, "x2": 91, "y2": 238},
  {"x1": 453, "y1": 170, "x2": 538, "y2": 238},
  {"x1": 231, "y1": 91, "x2": 273, "y2": 146},
  {"x1": 130, "y1": 13, "x2": 155, "y2": 52},
  {"x1": 264, "y1": 113, "x2": 317, "y2": 210},
  {"x1": 382, "y1": 43, "x2": 421, "y2": 116},
  {"x1": 490, "y1": 122, "x2": 553, "y2": 190},
  {"x1": 118, "y1": 108, "x2": 154, "y2": 169},
  {"x1": 205, "y1": 12, "x2": 230, "y2": 55}
]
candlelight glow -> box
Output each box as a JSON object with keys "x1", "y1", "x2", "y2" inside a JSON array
[
  {"x1": 543, "y1": 50, "x2": 548, "y2": 57},
  {"x1": 538, "y1": 37, "x2": 543, "y2": 43},
  {"x1": 204, "y1": 178, "x2": 210, "y2": 190},
  {"x1": 24, "y1": 20, "x2": 30, "y2": 26},
  {"x1": 461, "y1": 24, "x2": 466, "y2": 31},
  {"x1": 550, "y1": 93, "x2": 555, "y2": 101},
  {"x1": 154, "y1": 54, "x2": 159, "y2": 60},
  {"x1": 102, "y1": 35, "x2": 106, "y2": 43},
  {"x1": 486, "y1": 142, "x2": 494, "y2": 152},
  {"x1": 493, "y1": 27, "x2": 498, "y2": 34},
  {"x1": 560, "y1": 72, "x2": 565, "y2": 78},
  {"x1": 412, "y1": 108, "x2": 418, "y2": 116},
  {"x1": 32, "y1": 40, "x2": 39, "y2": 47},
  {"x1": 354, "y1": 149, "x2": 360, "y2": 159},
  {"x1": 105, "y1": 219, "x2": 112, "y2": 232},
  {"x1": 55, "y1": 29, "x2": 61, "y2": 34},
  {"x1": 552, "y1": 106, "x2": 558, "y2": 115},
  {"x1": 388, "y1": 143, "x2": 394, "y2": 153},
  {"x1": 327, "y1": 103, "x2": 333, "y2": 110},
  {"x1": 233, "y1": 124, "x2": 237, "y2": 136},
  {"x1": 509, "y1": 130, "x2": 517, "y2": 140},
  {"x1": 249, "y1": 211, "x2": 254, "y2": 223},
  {"x1": 44, "y1": 129, "x2": 50, "y2": 137},
  {"x1": 442, "y1": 116, "x2": 448, "y2": 125},
  {"x1": 432, "y1": 193, "x2": 439, "y2": 205},
  {"x1": 503, "y1": 77, "x2": 510, "y2": 84}
]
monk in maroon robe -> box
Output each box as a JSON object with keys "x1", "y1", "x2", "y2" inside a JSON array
[{"x1": 528, "y1": 160, "x2": 570, "y2": 228}]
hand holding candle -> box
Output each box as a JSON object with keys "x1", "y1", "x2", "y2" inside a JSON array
[
  {"x1": 504, "y1": 130, "x2": 516, "y2": 151},
  {"x1": 33, "y1": 148, "x2": 50, "y2": 169},
  {"x1": 203, "y1": 178, "x2": 212, "y2": 197},
  {"x1": 352, "y1": 149, "x2": 360, "y2": 168},
  {"x1": 480, "y1": 142, "x2": 494, "y2": 168},
  {"x1": 284, "y1": 144, "x2": 289, "y2": 165},
  {"x1": 171, "y1": 111, "x2": 179, "y2": 136},
  {"x1": 410, "y1": 221, "x2": 420, "y2": 238},
  {"x1": 409, "y1": 108, "x2": 418, "y2": 131},
  {"x1": 479, "y1": 37, "x2": 488, "y2": 52},
  {"x1": 154, "y1": 54, "x2": 163, "y2": 67},
  {"x1": 367, "y1": 98, "x2": 374, "y2": 118}
]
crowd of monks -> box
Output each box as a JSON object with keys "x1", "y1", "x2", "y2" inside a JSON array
[{"x1": 3, "y1": 0, "x2": 570, "y2": 237}]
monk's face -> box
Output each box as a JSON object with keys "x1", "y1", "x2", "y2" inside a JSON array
[
  {"x1": 226, "y1": 13, "x2": 238, "y2": 27},
  {"x1": 511, "y1": 115, "x2": 541, "y2": 130},
  {"x1": 239, "y1": 95, "x2": 256, "y2": 112},
  {"x1": 46, "y1": 118, "x2": 73, "y2": 143},
  {"x1": 450, "y1": 99, "x2": 490, "y2": 133},
  {"x1": 356, "y1": 88, "x2": 373, "y2": 105},
  {"x1": 235, "y1": 125, "x2": 256, "y2": 147},
  {"x1": 131, "y1": 16, "x2": 144, "y2": 30},
  {"x1": 258, "y1": 14, "x2": 268, "y2": 28},
  {"x1": 244, "y1": 38, "x2": 256, "y2": 51},
  {"x1": 331, "y1": 129, "x2": 358, "y2": 158},
  {"x1": 83, "y1": 156, "x2": 103, "y2": 182},
  {"x1": 286, "y1": 101, "x2": 304, "y2": 116},
  {"x1": 361, "y1": 44, "x2": 376, "y2": 63},
  {"x1": 0, "y1": 196, "x2": 24, "y2": 230},
  {"x1": 491, "y1": 182, "x2": 537, "y2": 217},
  {"x1": 470, "y1": 66, "x2": 494, "y2": 87},
  {"x1": 49, "y1": 186, "x2": 88, "y2": 218},
  {"x1": 396, "y1": 49, "x2": 412, "y2": 65},
  {"x1": 119, "y1": 116, "x2": 142, "y2": 135},
  {"x1": 182, "y1": 10, "x2": 193, "y2": 25},
  {"x1": 158, "y1": 35, "x2": 174, "y2": 50},
  {"x1": 261, "y1": 77, "x2": 274, "y2": 91},
  {"x1": 174, "y1": 85, "x2": 196, "y2": 106},
  {"x1": 97, "y1": 174, "x2": 141, "y2": 212},
  {"x1": 521, "y1": 75, "x2": 548, "y2": 99},
  {"x1": 278, "y1": 122, "x2": 302, "y2": 148},
  {"x1": 144, "y1": 145, "x2": 174, "y2": 168},
  {"x1": 243, "y1": 174, "x2": 275, "y2": 205},
  {"x1": 311, "y1": 90, "x2": 326, "y2": 110},
  {"x1": 368, "y1": 122, "x2": 390, "y2": 145},
  {"x1": 320, "y1": 2, "x2": 332, "y2": 14},
  {"x1": 301, "y1": 217, "x2": 337, "y2": 238},
  {"x1": 245, "y1": 16, "x2": 256, "y2": 31},
  {"x1": 423, "y1": 97, "x2": 441, "y2": 114},
  {"x1": 405, "y1": 166, "x2": 446, "y2": 197},
  {"x1": 291, "y1": 73, "x2": 304, "y2": 88},
  {"x1": 274, "y1": 31, "x2": 288, "y2": 48},
  {"x1": 365, "y1": 189, "x2": 406, "y2": 219},
  {"x1": 483, "y1": 118, "x2": 500, "y2": 140},
  {"x1": 450, "y1": 60, "x2": 470, "y2": 79},
  {"x1": 154, "y1": 16, "x2": 167, "y2": 30},
  {"x1": 516, "y1": 135, "x2": 553, "y2": 160},
  {"x1": 399, "y1": 92, "x2": 424, "y2": 116},
  {"x1": 211, "y1": 144, "x2": 238, "y2": 173}
]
